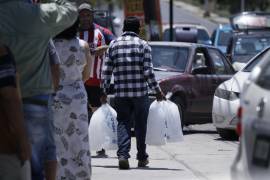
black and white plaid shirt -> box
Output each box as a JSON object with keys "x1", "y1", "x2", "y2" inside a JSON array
[{"x1": 101, "y1": 32, "x2": 160, "y2": 97}]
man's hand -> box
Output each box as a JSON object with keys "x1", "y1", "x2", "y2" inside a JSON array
[
  {"x1": 100, "y1": 93, "x2": 107, "y2": 104},
  {"x1": 156, "y1": 91, "x2": 166, "y2": 102},
  {"x1": 94, "y1": 46, "x2": 109, "y2": 57}
]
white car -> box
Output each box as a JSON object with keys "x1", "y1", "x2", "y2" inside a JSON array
[
  {"x1": 212, "y1": 47, "x2": 270, "y2": 139},
  {"x1": 231, "y1": 47, "x2": 270, "y2": 180}
]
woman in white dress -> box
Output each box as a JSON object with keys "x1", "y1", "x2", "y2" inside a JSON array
[{"x1": 51, "y1": 19, "x2": 92, "y2": 180}]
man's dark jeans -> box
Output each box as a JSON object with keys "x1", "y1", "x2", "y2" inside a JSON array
[{"x1": 114, "y1": 96, "x2": 150, "y2": 160}]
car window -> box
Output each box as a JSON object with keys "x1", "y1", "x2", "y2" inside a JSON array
[
  {"x1": 192, "y1": 48, "x2": 211, "y2": 69},
  {"x1": 151, "y1": 46, "x2": 189, "y2": 72},
  {"x1": 234, "y1": 36, "x2": 270, "y2": 56},
  {"x1": 197, "y1": 29, "x2": 210, "y2": 41},
  {"x1": 208, "y1": 49, "x2": 227, "y2": 74},
  {"x1": 193, "y1": 52, "x2": 206, "y2": 69},
  {"x1": 217, "y1": 31, "x2": 232, "y2": 46},
  {"x1": 243, "y1": 48, "x2": 270, "y2": 72},
  {"x1": 257, "y1": 61, "x2": 270, "y2": 90}
]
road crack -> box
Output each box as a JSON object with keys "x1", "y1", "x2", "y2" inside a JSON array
[{"x1": 157, "y1": 146, "x2": 211, "y2": 180}]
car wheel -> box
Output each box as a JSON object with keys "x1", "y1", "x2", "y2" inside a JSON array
[
  {"x1": 216, "y1": 128, "x2": 238, "y2": 140},
  {"x1": 171, "y1": 96, "x2": 185, "y2": 129}
]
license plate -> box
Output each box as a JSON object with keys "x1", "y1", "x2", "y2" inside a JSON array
[{"x1": 252, "y1": 135, "x2": 270, "y2": 168}]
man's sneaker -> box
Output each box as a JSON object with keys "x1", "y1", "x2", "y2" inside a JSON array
[
  {"x1": 96, "y1": 149, "x2": 107, "y2": 157},
  {"x1": 138, "y1": 159, "x2": 149, "y2": 167},
  {"x1": 118, "y1": 158, "x2": 130, "y2": 170}
]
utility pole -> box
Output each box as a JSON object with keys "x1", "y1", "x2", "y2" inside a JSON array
[
  {"x1": 241, "y1": 0, "x2": 245, "y2": 12},
  {"x1": 169, "y1": 0, "x2": 173, "y2": 41}
]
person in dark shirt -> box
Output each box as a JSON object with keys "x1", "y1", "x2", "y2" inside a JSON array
[{"x1": 0, "y1": 45, "x2": 31, "y2": 179}]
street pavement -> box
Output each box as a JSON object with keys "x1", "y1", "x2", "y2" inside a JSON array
[
  {"x1": 93, "y1": 1, "x2": 238, "y2": 180},
  {"x1": 91, "y1": 124, "x2": 239, "y2": 180},
  {"x1": 160, "y1": 0, "x2": 221, "y2": 34}
]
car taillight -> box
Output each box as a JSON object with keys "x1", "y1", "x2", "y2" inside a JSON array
[
  {"x1": 237, "y1": 106, "x2": 242, "y2": 120},
  {"x1": 236, "y1": 107, "x2": 243, "y2": 136}
]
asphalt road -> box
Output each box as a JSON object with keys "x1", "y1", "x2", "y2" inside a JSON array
[{"x1": 160, "y1": 0, "x2": 218, "y2": 34}]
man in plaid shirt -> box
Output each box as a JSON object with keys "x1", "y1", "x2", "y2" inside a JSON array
[{"x1": 101, "y1": 16, "x2": 165, "y2": 169}]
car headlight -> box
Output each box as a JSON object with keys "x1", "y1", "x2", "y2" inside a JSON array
[{"x1": 215, "y1": 88, "x2": 239, "y2": 101}]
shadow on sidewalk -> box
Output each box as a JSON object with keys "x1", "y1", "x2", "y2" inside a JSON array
[
  {"x1": 92, "y1": 165, "x2": 183, "y2": 171},
  {"x1": 183, "y1": 129, "x2": 217, "y2": 135},
  {"x1": 91, "y1": 155, "x2": 117, "y2": 159}
]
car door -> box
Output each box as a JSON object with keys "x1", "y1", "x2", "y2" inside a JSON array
[
  {"x1": 207, "y1": 48, "x2": 234, "y2": 92},
  {"x1": 189, "y1": 47, "x2": 234, "y2": 118},
  {"x1": 207, "y1": 48, "x2": 234, "y2": 90},
  {"x1": 189, "y1": 47, "x2": 216, "y2": 117}
]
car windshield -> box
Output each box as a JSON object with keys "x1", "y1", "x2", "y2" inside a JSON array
[
  {"x1": 150, "y1": 46, "x2": 189, "y2": 72},
  {"x1": 243, "y1": 48, "x2": 269, "y2": 72},
  {"x1": 218, "y1": 31, "x2": 232, "y2": 46},
  {"x1": 234, "y1": 36, "x2": 270, "y2": 56},
  {"x1": 197, "y1": 29, "x2": 210, "y2": 41}
]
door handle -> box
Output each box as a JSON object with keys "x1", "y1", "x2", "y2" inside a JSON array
[{"x1": 257, "y1": 97, "x2": 267, "y2": 119}]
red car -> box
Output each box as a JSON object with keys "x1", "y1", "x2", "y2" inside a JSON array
[{"x1": 149, "y1": 42, "x2": 235, "y2": 126}]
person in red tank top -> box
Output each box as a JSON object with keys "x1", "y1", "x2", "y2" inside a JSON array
[{"x1": 78, "y1": 3, "x2": 115, "y2": 157}]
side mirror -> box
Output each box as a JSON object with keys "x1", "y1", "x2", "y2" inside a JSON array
[{"x1": 192, "y1": 66, "x2": 210, "y2": 75}]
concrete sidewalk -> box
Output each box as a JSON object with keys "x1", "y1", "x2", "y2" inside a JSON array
[{"x1": 91, "y1": 126, "x2": 238, "y2": 180}]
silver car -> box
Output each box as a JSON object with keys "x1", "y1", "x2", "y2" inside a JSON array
[{"x1": 231, "y1": 49, "x2": 270, "y2": 180}]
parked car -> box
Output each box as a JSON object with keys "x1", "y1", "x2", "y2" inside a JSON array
[
  {"x1": 163, "y1": 23, "x2": 212, "y2": 45},
  {"x1": 231, "y1": 47, "x2": 270, "y2": 180},
  {"x1": 212, "y1": 47, "x2": 270, "y2": 139},
  {"x1": 148, "y1": 42, "x2": 235, "y2": 126},
  {"x1": 211, "y1": 24, "x2": 232, "y2": 54},
  {"x1": 227, "y1": 12, "x2": 270, "y2": 71}
]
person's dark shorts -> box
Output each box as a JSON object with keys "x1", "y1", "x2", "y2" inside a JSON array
[
  {"x1": 0, "y1": 47, "x2": 16, "y2": 88},
  {"x1": 85, "y1": 85, "x2": 102, "y2": 108}
]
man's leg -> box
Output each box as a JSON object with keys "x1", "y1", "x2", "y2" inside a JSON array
[
  {"x1": 133, "y1": 96, "x2": 150, "y2": 165},
  {"x1": 45, "y1": 98, "x2": 57, "y2": 180},
  {"x1": 114, "y1": 97, "x2": 132, "y2": 168},
  {"x1": 23, "y1": 102, "x2": 48, "y2": 180}
]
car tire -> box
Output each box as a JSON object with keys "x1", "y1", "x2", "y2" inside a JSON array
[
  {"x1": 171, "y1": 96, "x2": 185, "y2": 129},
  {"x1": 216, "y1": 128, "x2": 238, "y2": 140}
]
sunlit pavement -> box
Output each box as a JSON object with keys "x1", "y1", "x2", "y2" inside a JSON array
[{"x1": 91, "y1": 124, "x2": 239, "y2": 180}]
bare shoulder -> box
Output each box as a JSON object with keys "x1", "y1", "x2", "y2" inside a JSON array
[{"x1": 78, "y1": 39, "x2": 90, "y2": 50}]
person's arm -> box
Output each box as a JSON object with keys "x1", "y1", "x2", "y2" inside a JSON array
[
  {"x1": 142, "y1": 43, "x2": 165, "y2": 101},
  {"x1": 82, "y1": 42, "x2": 92, "y2": 82},
  {"x1": 94, "y1": 45, "x2": 109, "y2": 57},
  {"x1": 101, "y1": 45, "x2": 114, "y2": 95},
  {"x1": 48, "y1": 40, "x2": 60, "y2": 91},
  {"x1": 0, "y1": 82, "x2": 31, "y2": 164},
  {"x1": 0, "y1": 46, "x2": 30, "y2": 163},
  {"x1": 37, "y1": 0, "x2": 78, "y2": 37}
]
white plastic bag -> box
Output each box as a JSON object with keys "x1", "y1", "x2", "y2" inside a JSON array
[
  {"x1": 88, "y1": 104, "x2": 118, "y2": 151},
  {"x1": 146, "y1": 100, "x2": 183, "y2": 146},
  {"x1": 146, "y1": 101, "x2": 167, "y2": 145},
  {"x1": 164, "y1": 101, "x2": 184, "y2": 143}
]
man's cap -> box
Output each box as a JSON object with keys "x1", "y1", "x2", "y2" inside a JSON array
[{"x1": 78, "y1": 3, "x2": 94, "y2": 12}]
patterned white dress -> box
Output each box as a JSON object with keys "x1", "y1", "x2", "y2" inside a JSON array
[{"x1": 52, "y1": 38, "x2": 91, "y2": 180}]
